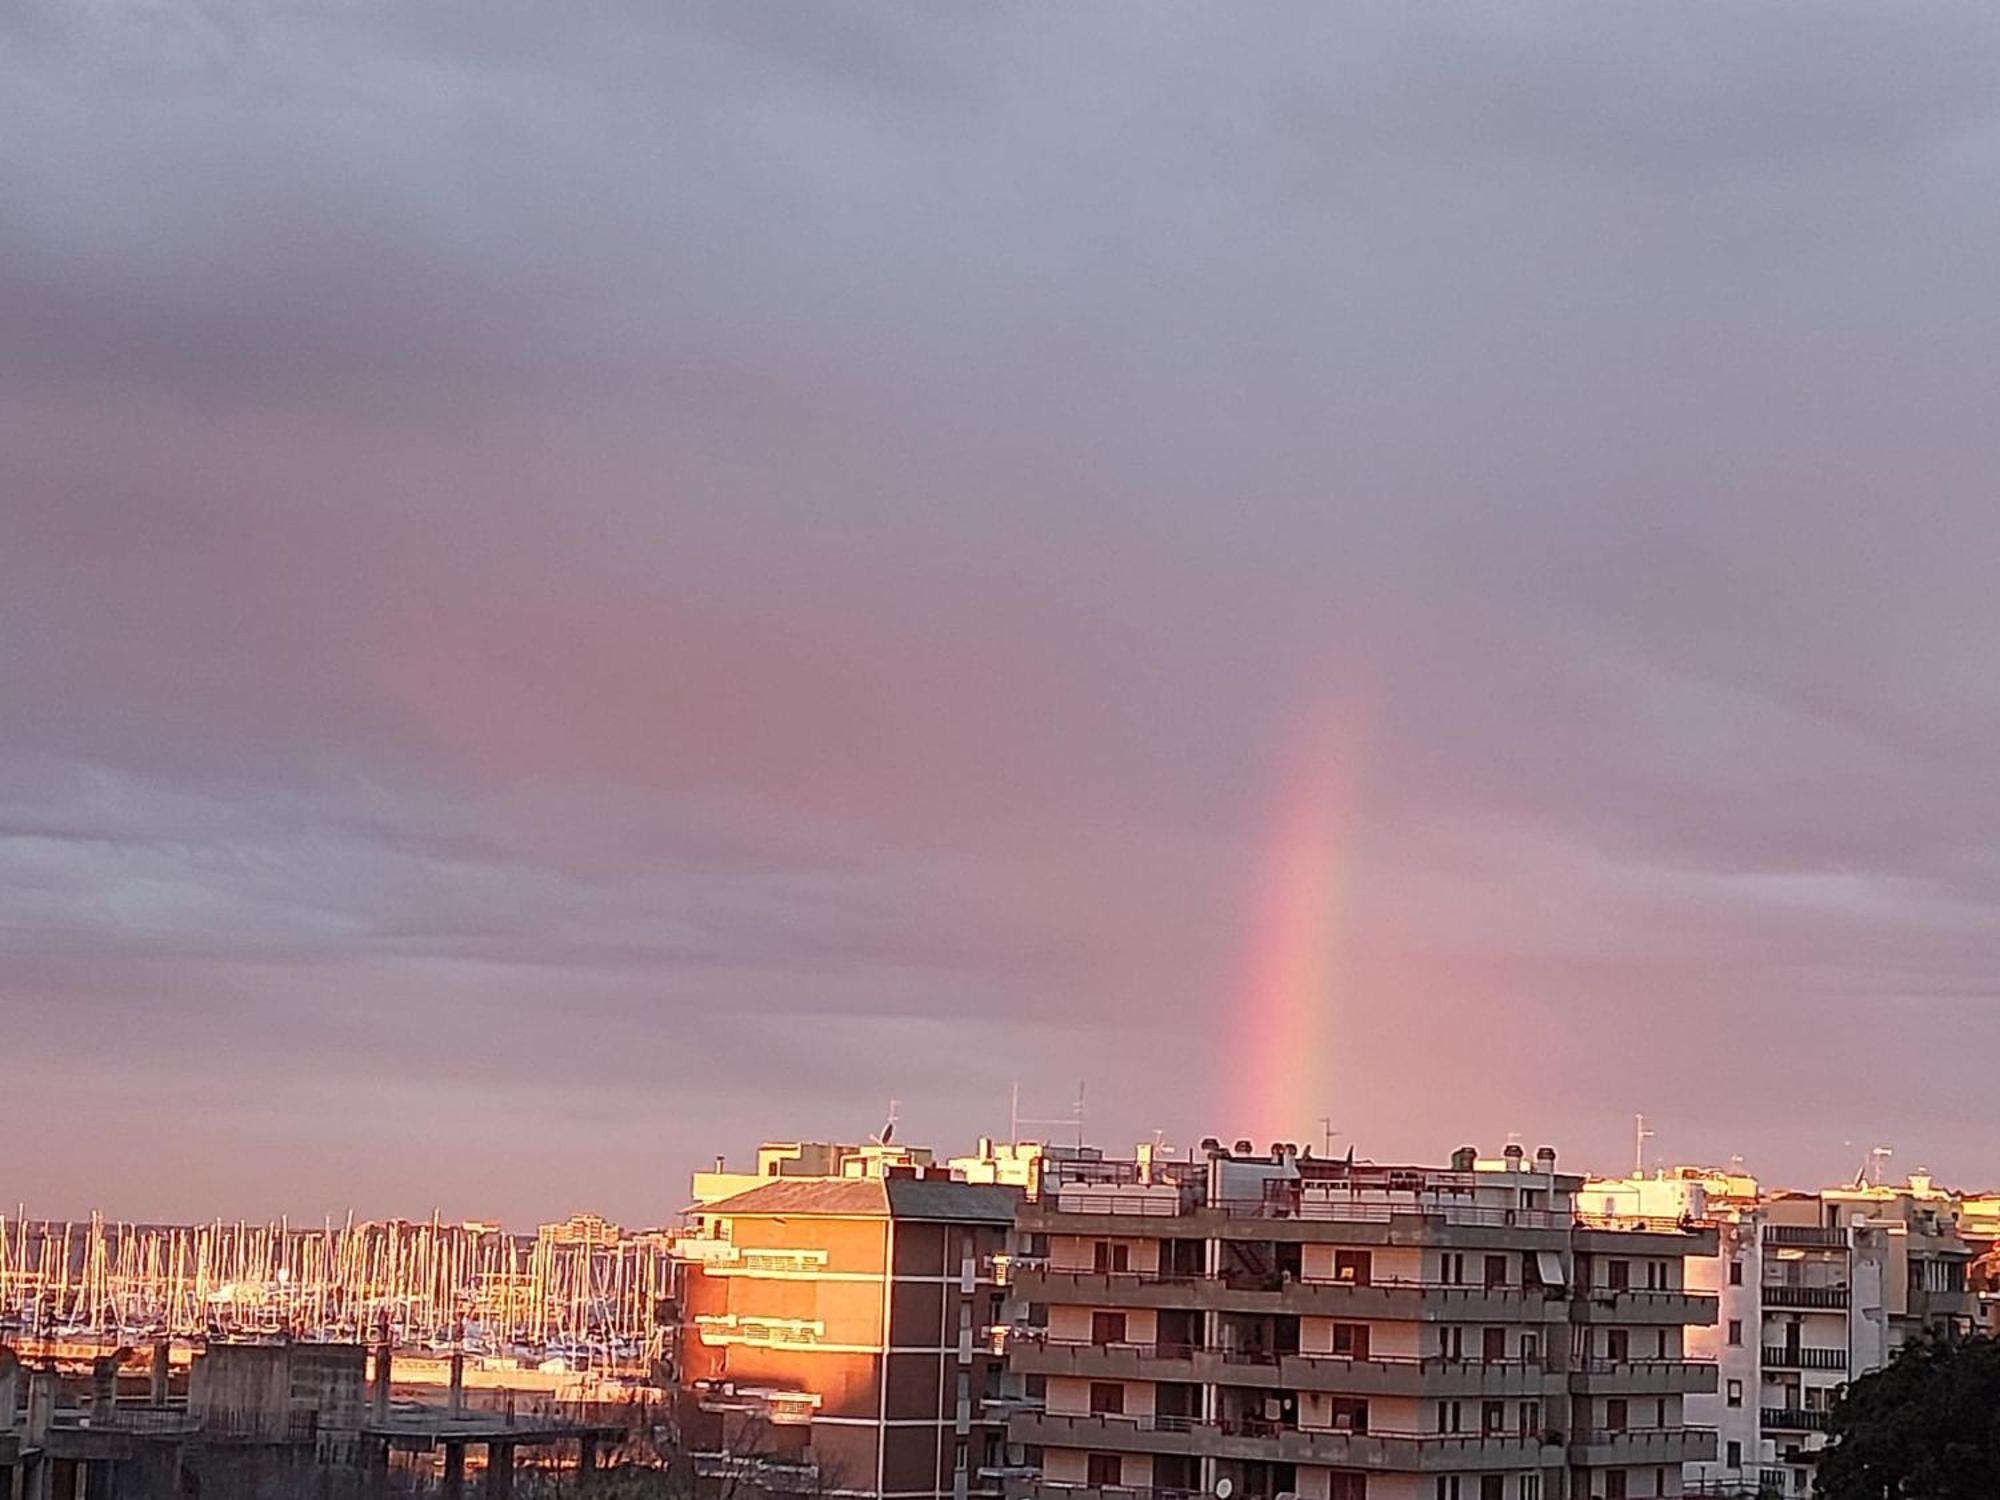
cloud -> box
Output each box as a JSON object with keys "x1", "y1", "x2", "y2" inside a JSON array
[{"x1": 4, "y1": 2, "x2": 2000, "y2": 1221}]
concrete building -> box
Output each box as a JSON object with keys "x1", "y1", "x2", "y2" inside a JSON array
[
  {"x1": 1591, "y1": 1168, "x2": 1976, "y2": 1500},
  {"x1": 679, "y1": 1173, "x2": 1023, "y2": 1500},
  {"x1": 1004, "y1": 1142, "x2": 1718, "y2": 1500}
]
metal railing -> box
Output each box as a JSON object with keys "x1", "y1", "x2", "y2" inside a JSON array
[
  {"x1": 1763, "y1": 1346, "x2": 1846, "y2": 1371},
  {"x1": 1763, "y1": 1225, "x2": 1848, "y2": 1249},
  {"x1": 1762, "y1": 1285, "x2": 1849, "y2": 1309},
  {"x1": 1761, "y1": 1408, "x2": 1832, "y2": 1432}
]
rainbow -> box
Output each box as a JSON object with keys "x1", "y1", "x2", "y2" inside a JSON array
[{"x1": 1233, "y1": 705, "x2": 1365, "y2": 1146}]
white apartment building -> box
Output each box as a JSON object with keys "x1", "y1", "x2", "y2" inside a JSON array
[{"x1": 1585, "y1": 1169, "x2": 1974, "y2": 1499}]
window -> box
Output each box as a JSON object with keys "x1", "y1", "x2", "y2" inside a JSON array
[
  {"x1": 1727, "y1": 1319, "x2": 1743, "y2": 1347},
  {"x1": 1441, "y1": 1252, "x2": 1465, "y2": 1285},
  {"x1": 1093, "y1": 1241, "x2": 1130, "y2": 1274},
  {"x1": 1329, "y1": 1477, "x2": 1367, "y2": 1500},
  {"x1": 1437, "y1": 1400, "x2": 1463, "y2": 1434},
  {"x1": 1726, "y1": 1440, "x2": 1742, "y2": 1469},
  {"x1": 1520, "y1": 1332, "x2": 1539, "y2": 1364},
  {"x1": 1330, "y1": 1397, "x2": 1369, "y2": 1433},
  {"x1": 1335, "y1": 1249, "x2": 1373, "y2": 1285},
  {"x1": 1729, "y1": 1259, "x2": 1744, "y2": 1286},
  {"x1": 1607, "y1": 1329, "x2": 1629, "y2": 1362},
  {"x1": 1481, "y1": 1401, "x2": 1505, "y2": 1434},
  {"x1": 1331, "y1": 1322, "x2": 1371, "y2": 1360},
  {"x1": 1481, "y1": 1478, "x2": 1504, "y2": 1500},
  {"x1": 1517, "y1": 1478, "x2": 1540, "y2": 1500},
  {"x1": 1090, "y1": 1312, "x2": 1127, "y2": 1347},
  {"x1": 1086, "y1": 1455, "x2": 1121, "y2": 1488},
  {"x1": 1482, "y1": 1327, "x2": 1507, "y2": 1362},
  {"x1": 1088, "y1": 1382, "x2": 1124, "y2": 1416},
  {"x1": 1655, "y1": 1329, "x2": 1668, "y2": 1359},
  {"x1": 1603, "y1": 1472, "x2": 1626, "y2": 1500},
  {"x1": 1605, "y1": 1399, "x2": 1628, "y2": 1433},
  {"x1": 1518, "y1": 1401, "x2": 1540, "y2": 1437},
  {"x1": 1440, "y1": 1326, "x2": 1464, "y2": 1361},
  {"x1": 1608, "y1": 1259, "x2": 1630, "y2": 1291},
  {"x1": 1434, "y1": 1479, "x2": 1461, "y2": 1500},
  {"x1": 953, "y1": 1441, "x2": 967, "y2": 1473},
  {"x1": 1484, "y1": 1254, "x2": 1508, "y2": 1288}
]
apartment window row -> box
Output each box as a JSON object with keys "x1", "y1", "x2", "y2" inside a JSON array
[
  {"x1": 1432, "y1": 1478, "x2": 1538, "y2": 1500},
  {"x1": 1434, "y1": 1398, "x2": 1541, "y2": 1436}
]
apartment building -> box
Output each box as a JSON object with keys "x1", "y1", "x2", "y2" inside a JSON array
[
  {"x1": 1003, "y1": 1142, "x2": 1718, "y2": 1500},
  {"x1": 678, "y1": 1172, "x2": 1023, "y2": 1500},
  {"x1": 1593, "y1": 1169, "x2": 1975, "y2": 1500}
]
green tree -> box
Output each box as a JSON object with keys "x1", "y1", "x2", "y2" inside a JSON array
[{"x1": 1816, "y1": 1332, "x2": 2000, "y2": 1498}]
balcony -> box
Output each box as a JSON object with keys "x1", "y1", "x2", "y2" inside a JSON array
[
  {"x1": 1568, "y1": 1358, "x2": 1719, "y2": 1395},
  {"x1": 1762, "y1": 1285, "x2": 1849, "y2": 1310},
  {"x1": 1569, "y1": 1287, "x2": 1720, "y2": 1325},
  {"x1": 1763, "y1": 1225, "x2": 1848, "y2": 1250},
  {"x1": 1006, "y1": 1337, "x2": 1561, "y2": 1397},
  {"x1": 1009, "y1": 1411, "x2": 1561, "y2": 1471},
  {"x1": 1762, "y1": 1408, "x2": 1833, "y2": 1433},
  {"x1": 1008, "y1": 1265, "x2": 1556, "y2": 1321},
  {"x1": 1567, "y1": 1426, "x2": 1718, "y2": 1466},
  {"x1": 1762, "y1": 1346, "x2": 1847, "y2": 1371}
]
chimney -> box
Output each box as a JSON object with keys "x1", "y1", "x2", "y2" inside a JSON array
[
  {"x1": 1504, "y1": 1144, "x2": 1525, "y2": 1172},
  {"x1": 1450, "y1": 1146, "x2": 1477, "y2": 1172},
  {"x1": 1535, "y1": 1146, "x2": 1558, "y2": 1173},
  {"x1": 1232, "y1": 1139, "x2": 1253, "y2": 1157}
]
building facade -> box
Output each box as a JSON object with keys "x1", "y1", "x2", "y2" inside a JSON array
[
  {"x1": 1004, "y1": 1143, "x2": 1718, "y2": 1500},
  {"x1": 1592, "y1": 1169, "x2": 1975, "y2": 1499},
  {"x1": 679, "y1": 1174, "x2": 1022, "y2": 1500}
]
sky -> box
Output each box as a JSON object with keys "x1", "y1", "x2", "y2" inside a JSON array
[{"x1": 5, "y1": 3, "x2": 2000, "y2": 1228}]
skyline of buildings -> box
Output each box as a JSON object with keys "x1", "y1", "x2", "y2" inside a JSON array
[{"x1": 8, "y1": 1124, "x2": 2000, "y2": 1500}]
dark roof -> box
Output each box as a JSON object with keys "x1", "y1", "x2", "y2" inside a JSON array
[
  {"x1": 701, "y1": 1179, "x2": 888, "y2": 1217},
  {"x1": 701, "y1": 1176, "x2": 1021, "y2": 1224},
  {"x1": 884, "y1": 1178, "x2": 1022, "y2": 1224}
]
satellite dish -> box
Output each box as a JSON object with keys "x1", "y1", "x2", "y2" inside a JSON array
[{"x1": 1215, "y1": 1481, "x2": 1234, "y2": 1500}]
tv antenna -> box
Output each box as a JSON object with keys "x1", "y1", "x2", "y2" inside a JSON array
[
  {"x1": 1010, "y1": 1081, "x2": 1087, "y2": 1147},
  {"x1": 870, "y1": 1100, "x2": 900, "y2": 1147},
  {"x1": 1634, "y1": 1114, "x2": 1655, "y2": 1177}
]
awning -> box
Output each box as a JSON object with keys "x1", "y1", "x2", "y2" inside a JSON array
[{"x1": 1537, "y1": 1251, "x2": 1568, "y2": 1286}]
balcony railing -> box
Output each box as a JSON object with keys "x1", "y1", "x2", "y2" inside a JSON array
[
  {"x1": 1033, "y1": 1191, "x2": 1710, "y2": 1236},
  {"x1": 1015, "y1": 1265, "x2": 1556, "y2": 1299},
  {"x1": 1762, "y1": 1285, "x2": 1849, "y2": 1309},
  {"x1": 1763, "y1": 1225, "x2": 1848, "y2": 1249},
  {"x1": 1763, "y1": 1346, "x2": 1847, "y2": 1371},
  {"x1": 1012, "y1": 1334, "x2": 1556, "y2": 1374},
  {"x1": 1761, "y1": 1408, "x2": 1832, "y2": 1432}
]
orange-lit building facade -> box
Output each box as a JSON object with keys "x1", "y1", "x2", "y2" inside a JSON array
[
  {"x1": 1002, "y1": 1143, "x2": 1719, "y2": 1500},
  {"x1": 680, "y1": 1176, "x2": 1023, "y2": 1500}
]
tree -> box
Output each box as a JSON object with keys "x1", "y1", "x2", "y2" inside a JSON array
[{"x1": 1815, "y1": 1332, "x2": 2000, "y2": 1498}]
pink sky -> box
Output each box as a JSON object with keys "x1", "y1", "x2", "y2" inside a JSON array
[{"x1": 5, "y1": 4, "x2": 2000, "y2": 1226}]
